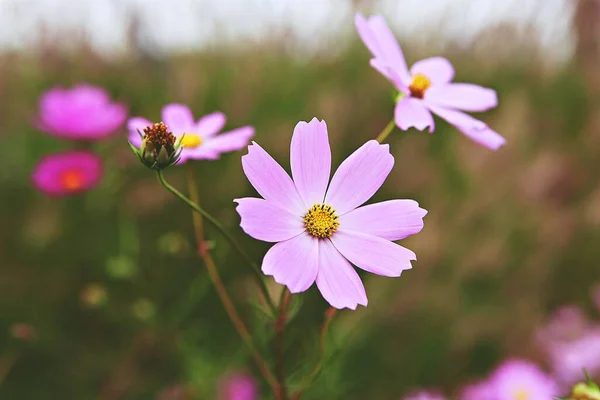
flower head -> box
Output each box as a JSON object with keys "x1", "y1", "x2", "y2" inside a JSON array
[
  {"x1": 32, "y1": 151, "x2": 103, "y2": 196},
  {"x1": 235, "y1": 118, "x2": 427, "y2": 309},
  {"x1": 218, "y1": 372, "x2": 257, "y2": 400},
  {"x1": 37, "y1": 84, "x2": 127, "y2": 140},
  {"x1": 355, "y1": 14, "x2": 505, "y2": 150},
  {"x1": 128, "y1": 104, "x2": 254, "y2": 164},
  {"x1": 129, "y1": 122, "x2": 183, "y2": 170},
  {"x1": 489, "y1": 359, "x2": 559, "y2": 400}
]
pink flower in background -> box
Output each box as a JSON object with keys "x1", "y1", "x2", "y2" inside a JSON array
[
  {"x1": 355, "y1": 14, "x2": 505, "y2": 150},
  {"x1": 536, "y1": 305, "x2": 591, "y2": 347},
  {"x1": 547, "y1": 329, "x2": 600, "y2": 387},
  {"x1": 218, "y1": 373, "x2": 257, "y2": 400},
  {"x1": 37, "y1": 84, "x2": 127, "y2": 140},
  {"x1": 235, "y1": 118, "x2": 427, "y2": 309},
  {"x1": 128, "y1": 104, "x2": 254, "y2": 164},
  {"x1": 32, "y1": 151, "x2": 103, "y2": 196},
  {"x1": 403, "y1": 390, "x2": 446, "y2": 400},
  {"x1": 489, "y1": 359, "x2": 558, "y2": 400}
]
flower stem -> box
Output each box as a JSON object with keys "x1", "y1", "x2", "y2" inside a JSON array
[
  {"x1": 375, "y1": 119, "x2": 396, "y2": 143},
  {"x1": 290, "y1": 307, "x2": 337, "y2": 400},
  {"x1": 275, "y1": 288, "x2": 291, "y2": 400},
  {"x1": 157, "y1": 169, "x2": 277, "y2": 316},
  {"x1": 176, "y1": 168, "x2": 280, "y2": 396}
]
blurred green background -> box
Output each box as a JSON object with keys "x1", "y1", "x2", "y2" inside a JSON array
[{"x1": 2, "y1": 0, "x2": 600, "y2": 398}]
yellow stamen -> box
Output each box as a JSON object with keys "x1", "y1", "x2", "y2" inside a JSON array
[
  {"x1": 59, "y1": 169, "x2": 84, "y2": 191},
  {"x1": 180, "y1": 133, "x2": 203, "y2": 149},
  {"x1": 514, "y1": 389, "x2": 530, "y2": 400},
  {"x1": 303, "y1": 204, "x2": 340, "y2": 239},
  {"x1": 409, "y1": 73, "x2": 431, "y2": 99}
]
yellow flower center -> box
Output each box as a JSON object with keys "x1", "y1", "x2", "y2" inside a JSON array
[
  {"x1": 180, "y1": 133, "x2": 203, "y2": 149},
  {"x1": 514, "y1": 389, "x2": 530, "y2": 400},
  {"x1": 409, "y1": 73, "x2": 431, "y2": 99},
  {"x1": 59, "y1": 169, "x2": 84, "y2": 191},
  {"x1": 303, "y1": 204, "x2": 340, "y2": 239}
]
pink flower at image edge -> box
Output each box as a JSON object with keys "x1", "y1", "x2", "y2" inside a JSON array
[
  {"x1": 37, "y1": 84, "x2": 127, "y2": 140},
  {"x1": 32, "y1": 151, "x2": 103, "y2": 196},
  {"x1": 128, "y1": 104, "x2": 254, "y2": 164},
  {"x1": 355, "y1": 13, "x2": 505, "y2": 150},
  {"x1": 235, "y1": 118, "x2": 427, "y2": 310},
  {"x1": 219, "y1": 373, "x2": 258, "y2": 400}
]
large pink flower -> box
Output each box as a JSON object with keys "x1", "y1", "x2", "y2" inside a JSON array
[
  {"x1": 31, "y1": 150, "x2": 103, "y2": 196},
  {"x1": 37, "y1": 84, "x2": 127, "y2": 140},
  {"x1": 355, "y1": 14, "x2": 505, "y2": 150},
  {"x1": 235, "y1": 118, "x2": 427, "y2": 310},
  {"x1": 128, "y1": 104, "x2": 254, "y2": 164}
]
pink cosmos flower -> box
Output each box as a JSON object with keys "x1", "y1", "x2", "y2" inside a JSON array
[
  {"x1": 488, "y1": 359, "x2": 559, "y2": 400},
  {"x1": 234, "y1": 118, "x2": 427, "y2": 310},
  {"x1": 403, "y1": 390, "x2": 446, "y2": 400},
  {"x1": 128, "y1": 104, "x2": 254, "y2": 164},
  {"x1": 218, "y1": 373, "x2": 257, "y2": 400},
  {"x1": 32, "y1": 151, "x2": 103, "y2": 196},
  {"x1": 547, "y1": 329, "x2": 600, "y2": 386},
  {"x1": 355, "y1": 14, "x2": 506, "y2": 150},
  {"x1": 37, "y1": 84, "x2": 127, "y2": 140}
]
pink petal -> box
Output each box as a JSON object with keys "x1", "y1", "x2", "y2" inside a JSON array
[
  {"x1": 355, "y1": 14, "x2": 411, "y2": 85},
  {"x1": 202, "y1": 126, "x2": 255, "y2": 155},
  {"x1": 241, "y1": 142, "x2": 305, "y2": 215},
  {"x1": 425, "y1": 83, "x2": 498, "y2": 112},
  {"x1": 370, "y1": 59, "x2": 407, "y2": 91},
  {"x1": 427, "y1": 105, "x2": 506, "y2": 150},
  {"x1": 410, "y1": 57, "x2": 454, "y2": 85},
  {"x1": 195, "y1": 111, "x2": 226, "y2": 137},
  {"x1": 324, "y1": 141, "x2": 394, "y2": 215},
  {"x1": 262, "y1": 233, "x2": 319, "y2": 293},
  {"x1": 332, "y1": 230, "x2": 415, "y2": 277},
  {"x1": 290, "y1": 118, "x2": 331, "y2": 206},
  {"x1": 234, "y1": 198, "x2": 305, "y2": 243},
  {"x1": 32, "y1": 151, "x2": 103, "y2": 196},
  {"x1": 127, "y1": 117, "x2": 152, "y2": 147},
  {"x1": 315, "y1": 239, "x2": 368, "y2": 310},
  {"x1": 339, "y1": 200, "x2": 427, "y2": 241},
  {"x1": 394, "y1": 98, "x2": 435, "y2": 132},
  {"x1": 162, "y1": 104, "x2": 195, "y2": 133}
]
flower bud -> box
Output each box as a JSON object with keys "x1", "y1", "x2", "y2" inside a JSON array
[{"x1": 129, "y1": 122, "x2": 183, "y2": 170}]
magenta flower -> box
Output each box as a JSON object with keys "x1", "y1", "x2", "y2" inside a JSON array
[
  {"x1": 403, "y1": 390, "x2": 446, "y2": 400},
  {"x1": 355, "y1": 14, "x2": 505, "y2": 150},
  {"x1": 218, "y1": 373, "x2": 257, "y2": 400},
  {"x1": 32, "y1": 151, "x2": 103, "y2": 196},
  {"x1": 488, "y1": 359, "x2": 558, "y2": 400},
  {"x1": 235, "y1": 118, "x2": 427, "y2": 310},
  {"x1": 37, "y1": 84, "x2": 127, "y2": 140},
  {"x1": 128, "y1": 104, "x2": 254, "y2": 164}
]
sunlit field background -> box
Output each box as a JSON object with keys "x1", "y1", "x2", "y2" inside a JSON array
[{"x1": 1, "y1": 0, "x2": 600, "y2": 398}]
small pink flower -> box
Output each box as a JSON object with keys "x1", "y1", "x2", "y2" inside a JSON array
[
  {"x1": 37, "y1": 84, "x2": 127, "y2": 140},
  {"x1": 403, "y1": 390, "x2": 446, "y2": 400},
  {"x1": 32, "y1": 151, "x2": 103, "y2": 196},
  {"x1": 218, "y1": 373, "x2": 257, "y2": 400},
  {"x1": 235, "y1": 118, "x2": 427, "y2": 309},
  {"x1": 128, "y1": 104, "x2": 254, "y2": 164},
  {"x1": 355, "y1": 14, "x2": 505, "y2": 150},
  {"x1": 489, "y1": 359, "x2": 559, "y2": 400}
]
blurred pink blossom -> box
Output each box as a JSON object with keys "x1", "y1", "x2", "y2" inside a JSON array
[
  {"x1": 403, "y1": 390, "x2": 446, "y2": 400},
  {"x1": 31, "y1": 151, "x2": 103, "y2": 196},
  {"x1": 37, "y1": 84, "x2": 127, "y2": 140},
  {"x1": 218, "y1": 373, "x2": 257, "y2": 400},
  {"x1": 459, "y1": 381, "x2": 493, "y2": 400},
  {"x1": 488, "y1": 359, "x2": 559, "y2": 400},
  {"x1": 355, "y1": 14, "x2": 505, "y2": 150},
  {"x1": 128, "y1": 104, "x2": 254, "y2": 163},
  {"x1": 235, "y1": 118, "x2": 426, "y2": 309}
]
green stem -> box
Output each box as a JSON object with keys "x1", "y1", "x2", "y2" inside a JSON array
[
  {"x1": 156, "y1": 170, "x2": 277, "y2": 316},
  {"x1": 375, "y1": 119, "x2": 396, "y2": 143}
]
